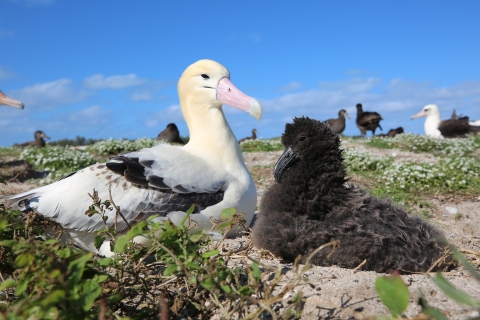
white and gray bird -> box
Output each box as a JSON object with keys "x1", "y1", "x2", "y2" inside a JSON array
[
  {"x1": 2, "y1": 60, "x2": 262, "y2": 256},
  {"x1": 411, "y1": 104, "x2": 480, "y2": 138}
]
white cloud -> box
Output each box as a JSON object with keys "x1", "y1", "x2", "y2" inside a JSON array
[
  {"x1": 84, "y1": 74, "x2": 145, "y2": 89},
  {"x1": 318, "y1": 77, "x2": 381, "y2": 93},
  {"x1": 276, "y1": 82, "x2": 302, "y2": 92},
  {"x1": 145, "y1": 105, "x2": 183, "y2": 128},
  {"x1": 67, "y1": 105, "x2": 110, "y2": 123},
  {"x1": 0, "y1": 66, "x2": 15, "y2": 80},
  {"x1": 130, "y1": 90, "x2": 154, "y2": 101},
  {"x1": 13, "y1": 79, "x2": 90, "y2": 110}
]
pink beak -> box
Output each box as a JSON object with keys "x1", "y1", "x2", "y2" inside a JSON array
[
  {"x1": 0, "y1": 91, "x2": 25, "y2": 109},
  {"x1": 411, "y1": 110, "x2": 426, "y2": 120},
  {"x1": 216, "y1": 77, "x2": 262, "y2": 120}
]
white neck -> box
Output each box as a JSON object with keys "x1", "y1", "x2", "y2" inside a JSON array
[
  {"x1": 424, "y1": 114, "x2": 441, "y2": 137},
  {"x1": 182, "y1": 98, "x2": 244, "y2": 168}
]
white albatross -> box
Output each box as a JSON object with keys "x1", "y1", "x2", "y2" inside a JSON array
[
  {"x1": 411, "y1": 104, "x2": 480, "y2": 138},
  {"x1": 0, "y1": 90, "x2": 25, "y2": 109},
  {"x1": 1, "y1": 59, "x2": 262, "y2": 256}
]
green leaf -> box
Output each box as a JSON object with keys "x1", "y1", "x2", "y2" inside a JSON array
[
  {"x1": 41, "y1": 289, "x2": 65, "y2": 307},
  {"x1": 237, "y1": 285, "x2": 253, "y2": 296},
  {"x1": 375, "y1": 274, "x2": 409, "y2": 317},
  {"x1": 15, "y1": 253, "x2": 35, "y2": 267},
  {"x1": 163, "y1": 264, "x2": 178, "y2": 276},
  {"x1": 200, "y1": 278, "x2": 216, "y2": 290},
  {"x1": 67, "y1": 253, "x2": 93, "y2": 288},
  {"x1": 220, "y1": 285, "x2": 231, "y2": 293},
  {"x1": 81, "y1": 280, "x2": 102, "y2": 311},
  {"x1": 97, "y1": 257, "x2": 113, "y2": 267},
  {"x1": 0, "y1": 219, "x2": 8, "y2": 230},
  {"x1": 14, "y1": 278, "x2": 29, "y2": 296},
  {"x1": 0, "y1": 240, "x2": 17, "y2": 247},
  {"x1": 114, "y1": 225, "x2": 145, "y2": 252},
  {"x1": 418, "y1": 294, "x2": 449, "y2": 320},
  {"x1": 220, "y1": 207, "x2": 236, "y2": 219},
  {"x1": 189, "y1": 276, "x2": 197, "y2": 285},
  {"x1": 94, "y1": 235, "x2": 106, "y2": 250},
  {"x1": 431, "y1": 273, "x2": 480, "y2": 308},
  {"x1": 0, "y1": 279, "x2": 16, "y2": 291},
  {"x1": 250, "y1": 262, "x2": 261, "y2": 282},
  {"x1": 201, "y1": 250, "x2": 219, "y2": 259}
]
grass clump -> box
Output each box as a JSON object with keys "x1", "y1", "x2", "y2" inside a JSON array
[
  {"x1": 0, "y1": 197, "x2": 309, "y2": 319},
  {"x1": 240, "y1": 138, "x2": 284, "y2": 152},
  {"x1": 366, "y1": 133, "x2": 479, "y2": 157},
  {"x1": 0, "y1": 148, "x2": 22, "y2": 159},
  {"x1": 87, "y1": 138, "x2": 160, "y2": 155},
  {"x1": 19, "y1": 146, "x2": 99, "y2": 183}
]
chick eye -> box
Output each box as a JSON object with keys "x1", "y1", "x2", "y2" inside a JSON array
[
  {"x1": 201, "y1": 74, "x2": 210, "y2": 79},
  {"x1": 298, "y1": 136, "x2": 306, "y2": 143}
]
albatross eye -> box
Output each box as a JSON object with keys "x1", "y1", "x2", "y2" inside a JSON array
[
  {"x1": 298, "y1": 136, "x2": 306, "y2": 143},
  {"x1": 201, "y1": 74, "x2": 210, "y2": 79}
]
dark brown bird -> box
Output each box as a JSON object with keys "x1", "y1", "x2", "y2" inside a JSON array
[
  {"x1": 15, "y1": 130, "x2": 50, "y2": 148},
  {"x1": 253, "y1": 117, "x2": 446, "y2": 273},
  {"x1": 156, "y1": 123, "x2": 185, "y2": 144},
  {"x1": 356, "y1": 103, "x2": 383, "y2": 136},
  {"x1": 0, "y1": 90, "x2": 24, "y2": 109},
  {"x1": 376, "y1": 127, "x2": 404, "y2": 137},
  {"x1": 451, "y1": 109, "x2": 458, "y2": 120},
  {"x1": 239, "y1": 129, "x2": 258, "y2": 143},
  {"x1": 325, "y1": 109, "x2": 350, "y2": 134}
]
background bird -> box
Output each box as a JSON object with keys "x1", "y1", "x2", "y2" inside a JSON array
[
  {"x1": 239, "y1": 129, "x2": 258, "y2": 143},
  {"x1": 15, "y1": 130, "x2": 50, "y2": 148},
  {"x1": 0, "y1": 90, "x2": 24, "y2": 109},
  {"x1": 355, "y1": 103, "x2": 383, "y2": 136},
  {"x1": 325, "y1": 109, "x2": 350, "y2": 134},
  {"x1": 411, "y1": 104, "x2": 480, "y2": 138},
  {"x1": 156, "y1": 123, "x2": 185, "y2": 145},
  {"x1": 376, "y1": 127, "x2": 404, "y2": 138},
  {"x1": 253, "y1": 117, "x2": 447, "y2": 273}
]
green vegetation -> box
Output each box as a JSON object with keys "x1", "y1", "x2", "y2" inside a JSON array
[
  {"x1": 48, "y1": 136, "x2": 103, "y2": 147},
  {"x1": 19, "y1": 145, "x2": 99, "y2": 183},
  {"x1": 86, "y1": 138, "x2": 160, "y2": 155},
  {"x1": 364, "y1": 133, "x2": 480, "y2": 157},
  {"x1": 343, "y1": 148, "x2": 480, "y2": 207},
  {"x1": 0, "y1": 147, "x2": 22, "y2": 159},
  {"x1": 240, "y1": 138, "x2": 284, "y2": 152},
  {"x1": 0, "y1": 202, "x2": 311, "y2": 319},
  {"x1": 375, "y1": 244, "x2": 480, "y2": 319}
]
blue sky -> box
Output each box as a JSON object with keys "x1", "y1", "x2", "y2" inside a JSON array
[{"x1": 1, "y1": 0, "x2": 480, "y2": 146}]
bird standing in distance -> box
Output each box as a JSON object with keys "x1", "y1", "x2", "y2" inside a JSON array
[
  {"x1": 2, "y1": 59, "x2": 262, "y2": 256},
  {"x1": 15, "y1": 130, "x2": 50, "y2": 148},
  {"x1": 411, "y1": 104, "x2": 480, "y2": 138},
  {"x1": 157, "y1": 123, "x2": 185, "y2": 145},
  {"x1": 325, "y1": 109, "x2": 350, "y2": 134},
  {"x1": 0, "y1": 90, "x2": 25, "y2": 109},
  {"x1": 239, "y1": 129, "x2": 258, "y2": 143},
  {"x1": 355, "y1": 103, "x2": 383, "y2": 136},
  {"x1": 253, "y1": 117, "x2": 447, "y2": 273}
]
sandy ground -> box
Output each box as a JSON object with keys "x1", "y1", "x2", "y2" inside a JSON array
[{"x1": 1, "y1": 144, "x2": 480, "y2": 319}]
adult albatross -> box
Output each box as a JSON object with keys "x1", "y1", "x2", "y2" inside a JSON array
[
  {"x1": 2, "y1": 59, "x2": 262, "y2": 256},
  {"x1": 0, "y1": 90, "x2": 25, "y2": 109},
  {"x1": 411, "y1": 104, "x2": 480, "y2": 138}
]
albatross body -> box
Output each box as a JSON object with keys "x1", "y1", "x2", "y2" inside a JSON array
[
  {"x1": 15, "y1": 130, "x2": 50, "y2": 148},
  {"x1": 411, "y1": 104, "x2": 480, "y2": 138},
  {"x1": 0, "y1": 90, "x2": 25, "y2": 109},
  {"x1": 355, "y1": 103, "x2": 383, "y2": 136},
  {"x1": 2, "y1": 60, "x2": 262, "y2": 255},
  {"x1": 325, "y1": 109, "x2": 350, "y2": 134},
  {"x1": 157, "y1": 123, "x2": 185, "y2": 144}
]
